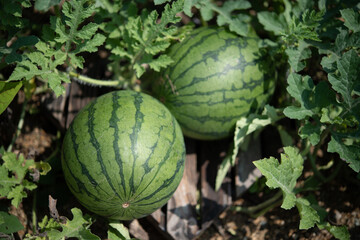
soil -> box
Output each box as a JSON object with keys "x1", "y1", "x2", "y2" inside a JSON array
[
  {"x1": 1, "y1": 88, "x2": 360, "y2": 240},
  {"x1": 198, "y1": 175, "x2": 360, "y2": 240}
]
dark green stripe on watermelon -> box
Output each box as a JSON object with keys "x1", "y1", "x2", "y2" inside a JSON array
[
  {"x1": 133, "y1": 117, "x2": 185, "y2": 205},
  {"x1": 61, "y1": 90, "x2": 185, "y2": 220},
  {"x1": 87, "y1": 99, "x2": 124, "y2": 202},
  {"x1": 109, "y1": 92, "x2": 127, "y2": 199},
  {"x1": 156, "y1": 27, "x2": 275, "y2": 140},
  {"x1": 128, "y1": 93, "x2": 144, "y2": 197}
]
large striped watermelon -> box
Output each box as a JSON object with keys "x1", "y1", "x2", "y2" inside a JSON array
[
  {"x1": 61, "y1": 90, "x2": 185, "y2": 220},
  {"x1": 155, "y1": 27, "x2": 275, "y2": 140}
]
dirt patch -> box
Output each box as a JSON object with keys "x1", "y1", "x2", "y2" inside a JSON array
[{"x1": 198, "y1": 169, "x2": 360, "y2": 240}]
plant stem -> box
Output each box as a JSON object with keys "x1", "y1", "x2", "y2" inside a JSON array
[
  {"x1": 308, "y1": 127, "x2": 332, "y2": 182},
  {"x1": 7, "y1": 97, "x2": 27, "y2": 152},
  {"x1": 68, "y1": 71, "x2": 122, "y2": 87},
  {"x1": 308, "y1": 152, "x2": 326, "y2": 182},
  {"x1": 324, "y1": 160, "x2": 342, "y2": 183},
  {"x1": 43, "y1": 131, "x2": 61, "y2": 163},
  {"x1": 231, "y1": 190, "x2": 283, "y2": 217},
  {"x1": 32, "y1": 191, "x2": 38, "y2": 234}
]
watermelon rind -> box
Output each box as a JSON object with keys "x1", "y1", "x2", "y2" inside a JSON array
[
  {"x1": 156, "y1": 27, "x2": 275, "y2": 140},
  {"x1": 61, "y1": 90, "x2": 185, "y2": 220}
]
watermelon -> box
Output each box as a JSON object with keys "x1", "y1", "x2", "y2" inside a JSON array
[
  {"x1": 61, "y1": 90, "x2": 185, "y2": 220},
  {"x1": 155, "y1": 27, "x2": 275, "y2": 140}
]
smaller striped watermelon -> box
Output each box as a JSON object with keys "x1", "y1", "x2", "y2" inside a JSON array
[
  {"x1": 61, "y1": 90, "x2": 185, "y2": 220},
  {"x1": 155, "y1": 27, "x2": 275, "y2": 140}
]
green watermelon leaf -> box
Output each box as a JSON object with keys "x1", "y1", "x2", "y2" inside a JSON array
[
  {"x1": 8, "y1": 41, "x2": 69, "y2": 96},
  {"x1": 0, "y1": 211, "x2": 24, "y2": 234},
  {"x1": 285, "y1": 9, "x2": 324, "y2": 43},
  {"x1": 216, "y1": 0, "x2": 251, "y2": 36},
  {"x1": 340, "y1": 8, "x2": 360, "y2": 33},
  {"x1": 308, "y1": 194, "x2": 350, "y2": 239},
  {"x1": 0, "y1": 81, "x2": 23, "y2": 115},
  {"x1": 233, "y1": 105, "x2": 282, "y2": 162},
  {"x1": 331, "y1": 29, "x2": 360, "y2": 56},
  {"x1": 296, "y1": 197, "x2": 320, "y2": 229},
  {"x1": 299, "y1": 120, "x2": 322, "y2": 146},
  {"x1": 215, "y1": 145, "x2": 233, "y2": 192},
  {"x1": 73, "y1": 33, "x2": 106, "y2": 56},
  {"x1": 7, "y1": 185, "x2": 28, "y2": 208},
  {"x1": 257, "y1": 11, "x2": 288, "y2": 36},
  {"x1": 183, "y1": 0, "x2": 199, "y2": 17},
  {"x1": 0, "y1": 0, "x2": 32, "y2": 28},
  {"x1": 53, "y1": 0, "x2": 105, "y2": 67},
  {"x1": 328, "y1": 136, "x2": 360, "y2": 172},
  {"x1": 34, "y1": 0, "x2": 61, "y2": 11},
  {"x1": 216, "y1": 105, "x2": 282, "y2": 191},
  {"x1": 283, "y1": 106, "x2": 313, "y2": 120},
  {"x1": 258, "y1": 8, "x2": 323, "y2": 44},
  {"x1": 254, "y1": 147, "x2": 320, "y2": 229},
  {"x1": 199, "y1": 3, "x2": 213, "y2": 21},
  {"x1": 34, "y1": 161, "x2": 52, "y2": 176},
  {"x1": 215, "y1": 0, "x2": 251, "y2": 36},
  {"x1": 47, "y1": 208, "x2": 100, "y2": 240},
  {"x1": 277, "y1": 126, "x2": 293, "y2": 147},
  {"x1": 7, "y1": 0, "x2": 105, "y2": 96},
  {"x1": 8, "y1": 60, "x2": 44, "y2": 81},
  {"x1": 183, "y1": 0, "x2": 251, "y2": 36},
  {"x1": 38, "y1": 215, "x2": 61, "y2": 232},
  {"x1": 0, "y1": 152, "x2": 37, "y2": 207},
  {"x1": 254, "y1": 147, "x2": 303, "y2": 209},
  {"x1": 286, "y1": 73, "x2": 314, "y2": 103},
  {"x1": 320, "y1": 54, "x2": 338, "y2": 73},
  {"x1": 328, "y1": 49, "x2": 360, "y2": 109},
  {"x1": 110, "y1": 0, "x2": 183, "y2": 78},
  {"x1": 318, "y1": 223, "x2": 350, "y2": 240},
  {"x1": 283, "y1": 73, "x2": 337, "y2": 122},
  {"x1": 147, "y1": 55, "x2": 174, "y2": 72},
  {"x1": 4, "y1": 36, "x2": 39, "y2": 64},
  {"x1": 285, "y1": 42, "x2": 312, "y2": 72},
  {"x1": 154, "y1": 0, "x2": 170, "y2": 4},
  {"x1": 0, "y1": 151, "x2": 51, "y2": 208},
  {"x1": 107, "y1": 222, "x2": 131, "y2": 240},
  {"x1": 283, "y1": 74, "x2": 315, "y2": 120}
]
